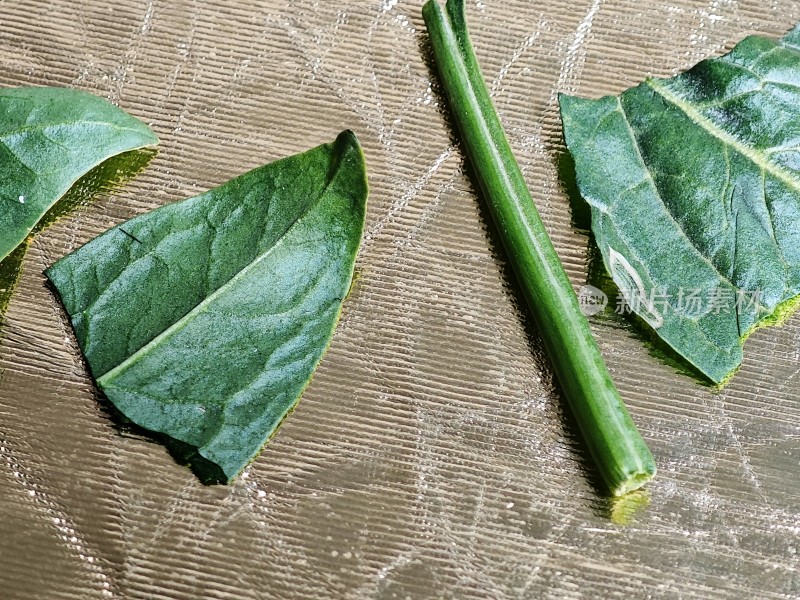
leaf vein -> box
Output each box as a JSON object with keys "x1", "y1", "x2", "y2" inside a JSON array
[
  {"x1": 646, "y1": 78, "x2": 800, "y2": 198},
  {"x1": 614, "y1": 98, "x2": 740, "y2": 291},
  {"x1": 97, "y1": 155, "x2": 349, "y2": 383}
]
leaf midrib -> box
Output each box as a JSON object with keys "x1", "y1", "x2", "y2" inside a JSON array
[
  {"x1": 97, "y1": 155, "x2": 346, "y2": 386},
  {"x1": 614, "y1": 97, "x2": 738, "y2": 292},
  {"x1": 646, "y1": 78, "x2": 800, "y2": 197},
  {"x1": 612, "y1": 98, "x2": 767, "y2": 354},
  {"x1": 0, "y1": 120, "x2": 154, "y2": 184},
  {"x1": 0, "y1": 118, "x2": 156, "y2": 262}
]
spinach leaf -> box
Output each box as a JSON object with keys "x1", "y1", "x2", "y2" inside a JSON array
[
  {"x1": 46, "y1": 131, "x2": 367, "y2": 482},
  {"x1": 560, "y1": 23, "x2": 800, "y2": 384},
  {"x1": 0, "y1": 87, "x2": 158, "y2": 263}
]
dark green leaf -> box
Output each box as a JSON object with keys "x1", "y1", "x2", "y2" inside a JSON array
[
  {"x1": 0, "y1": 87, "x2": 158, "y2": 263},
  {"x1": 560, "y1": 23, "x2": 800, "y2": 384},
  {"x1": 46, "y1": 130, "x2": 368, "y2": 482}
]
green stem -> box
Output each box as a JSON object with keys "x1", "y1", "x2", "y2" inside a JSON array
[{"x1": 422, "y1": 0, "x2": 656, "y2": 496}]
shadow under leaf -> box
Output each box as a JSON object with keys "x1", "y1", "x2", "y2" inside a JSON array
[
  {"x1": 34, "y1": 147, "x2": 158, "y2": 233},
  {"x1": 94, "y1": 392, "x2": 227, "y2": 485},
  {"x1": 0, "y1": 241, "x2": 29, "y2": 318}
]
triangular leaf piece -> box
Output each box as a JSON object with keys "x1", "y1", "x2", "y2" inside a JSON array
[
  {"x1": 0, "y1": 87, "x2": 158, "y2": 263},
  {"x1": 47, "y1": 131, "x2": 367, "y2": 481},
  {"x1": 560, "y1": 23, "x2": 800, "y2": 383}
]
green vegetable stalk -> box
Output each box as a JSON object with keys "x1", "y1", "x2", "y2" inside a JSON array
[{"x1": 422, "y1": 0, "x2": 656, "y2": 496}]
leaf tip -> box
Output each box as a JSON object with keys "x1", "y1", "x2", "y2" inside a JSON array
[
  {"x1": 557, "y1": 91, "x2": 578, "y2": 111},
  {"x1": 335, "y1": 128, "x2": 360, "y2": 151}
]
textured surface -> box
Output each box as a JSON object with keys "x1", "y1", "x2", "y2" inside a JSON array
[
  {"x1": 1, "y1": 1, "x2": 799, "y2": 599},
  {"x1": 562, "y1": 23, "x2": 800, "y2": 383},
  {"x1": 46, "y1": 131, "x2": 366, "y2": 482}
]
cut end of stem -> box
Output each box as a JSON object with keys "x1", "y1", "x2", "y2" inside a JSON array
[{"x1": 612, "y1": 468, "x2": 656, "y2": 497}]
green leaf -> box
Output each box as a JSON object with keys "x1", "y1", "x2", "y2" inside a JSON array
[
  {"x1": 560, "y1": 23, "x2": 800, "y2": 384},
  {"x1": 0, "y1": 86, "x2": 158, "y2": 263},
  {"x1": 46, "y1": 131, "x2": 367, "y2": 482}
]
